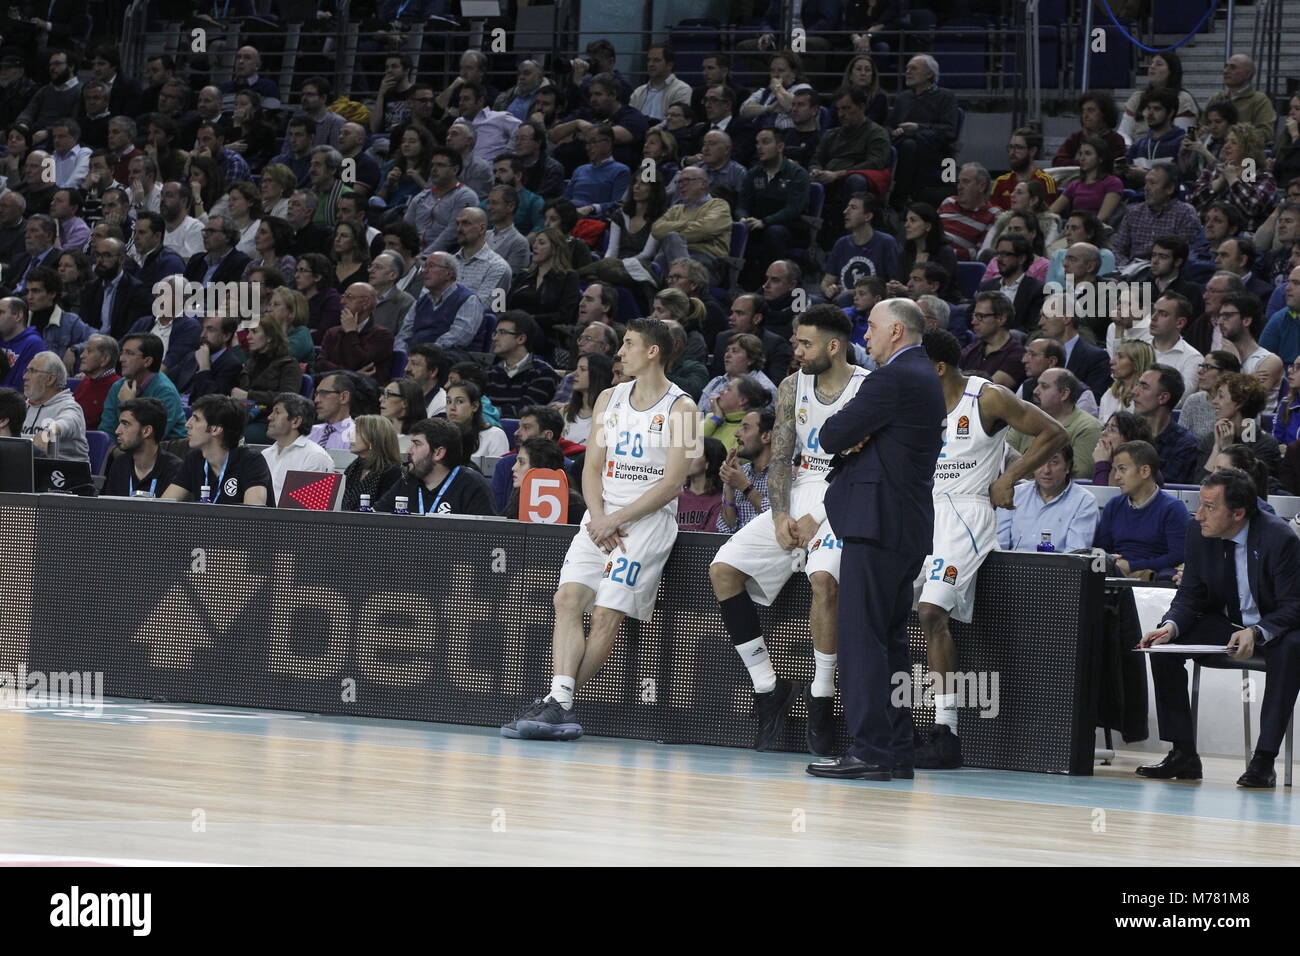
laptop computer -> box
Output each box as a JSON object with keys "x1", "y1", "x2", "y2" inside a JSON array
[
  {"x1": 0, "y1": 436, "x2": 34, "y2": 492},
  {"x1": 34, "y1": 457, "x2": 95, "y2": 495},
  {"x1": 279, "y1": 470, "x2": 346, "y2": 511}
]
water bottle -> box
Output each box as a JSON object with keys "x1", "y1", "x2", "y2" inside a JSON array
[
  {"x1": 358, "y1": 493, "x2": 372, "y2": 513},
  {"x1": 1036, "y1": 530, "x2": 1055, "y2": 553},
  {"x1": 393, "y1": 495, "x2": 409, "y2": 515},
  {"x1": 133, "y1": 490, "x2": 156, "y2": 499},
  {"x1": 199, "y1": 484, "x2": 212, "y2": 504}
]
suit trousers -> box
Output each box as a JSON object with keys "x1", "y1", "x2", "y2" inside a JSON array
[
  {"x1": 1151, "y1": 615, "x2": 1300, "y2": 753},
  {"x1": 838, "y1": 539, "x2": 923, "y2": 765}
]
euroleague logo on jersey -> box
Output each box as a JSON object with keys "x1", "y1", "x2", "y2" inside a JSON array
[
  {"x1": 602, "y1": 561, "x2": 614, "y2": 578},
  {"x1": 943, "y1": 565, "x2": 959, "y2": 585},
  {"x1": 649, "y1": 414, "x2": 665, "y2": 433},
  {"x1": 956, "y1": 415, "x2": 970, "y2": 437},
  {"x1": 224, "y1": 478, "x2": 239, "y2": 498}
]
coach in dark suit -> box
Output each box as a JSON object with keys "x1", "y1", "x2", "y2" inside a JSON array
[
  {"x1": 809, "y1": 298, "x2": 946, "y2": 780},
  {"x1": 1139, "y1": 469, "x2": 1300, "y2": 788},
  {"x1": 183, "y1": 216, "x2": 252, "y2": 286}
]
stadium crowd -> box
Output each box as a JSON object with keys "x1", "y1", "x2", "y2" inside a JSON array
[{"x1": 0, "y1": 8, "x2": 1299, "y2": 573}]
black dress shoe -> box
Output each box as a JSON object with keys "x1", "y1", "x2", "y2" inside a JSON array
[
  {"x1": 753, "y1": 677, "x2": 797, "y2": 751},
  {"x1": 803, "y1": 686, "x2": 836, "y2": 757},
  {"x1": 1237, "y1": 755, "x2": 1277, "y2": 789},
  {"x1": 915, "y1": 724, "x2": 963, "y2": 769},
  {"x1": 892, "y1": 763, "x2": 915, "y2": 780},
  {"x1": 1135, "y1": 749, "x2": 1202, "y2": 780},
  {"x1": 806, "y1": 754, "x2": 892, "y2": 780}
]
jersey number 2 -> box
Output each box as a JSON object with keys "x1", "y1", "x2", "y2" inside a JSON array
[
  {"x1": 611, "y1": 558, "x2": 642, "y2": 586},
  {"x1": 928, "y1": 557, "x2": 945, "y2": 581},
  {"x1": 615, "y1": 432, "x2": 644, "y2": 457}
]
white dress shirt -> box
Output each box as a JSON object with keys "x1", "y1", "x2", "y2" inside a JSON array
[{"x1": 262, "y1": 435, "x2": 336, "y2": 501}]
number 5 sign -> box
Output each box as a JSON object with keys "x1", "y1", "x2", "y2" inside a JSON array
[{"x1": 519, "y1": 469, "x2": 570, "y2": 524}]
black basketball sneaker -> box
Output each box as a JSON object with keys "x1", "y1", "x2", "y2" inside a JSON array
[
  {"x1": 516, "y1": 698, "x2": 584, "y2": 741},
  {"x1": 803, "y1": 685, "x2": 836, "y2": 756},
  {"x1": 753, "y1": 677, "x2": 797, "y2": 751},
  {"x1": 914, "y1": 724, "x2": 963, "y2": 769},
  {"x1": 501, "y1": 698, "x2": 549, "y2": 739}
]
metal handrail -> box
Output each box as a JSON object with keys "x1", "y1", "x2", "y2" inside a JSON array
[{"x1": 124, "y1": 21, "x2": 1040, "y2": 113}]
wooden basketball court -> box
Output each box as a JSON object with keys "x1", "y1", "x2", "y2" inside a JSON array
[{"x1": 0, "y1": 698, "x2": 1295, "y2": 866}]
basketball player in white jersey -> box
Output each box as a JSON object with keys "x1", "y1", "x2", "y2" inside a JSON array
[
  {"x1": 504, "y1": 318, "x2": 701, "y2": 740},
  {"x1": 913, "y1": 328, "x2": 1068, "y2": 768},
  {"x1": 711, "y1": 305, "x2": 869, "y2": 754}
]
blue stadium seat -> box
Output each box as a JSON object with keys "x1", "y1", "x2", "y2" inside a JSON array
[
  {"x1": 669, "y1": 20, "x2": 722, "y2": 86},
  {"x1": 1076, "y1": 23, "x2": 1134, "y2": 90},
  {"x1": 957, "y1": 261, "x2": 985, "y2": 300},
  {"x1": 500, "y1": 418, "x2": 519, "y2": 449},
  {"x1": 65, "y1": 377, "x2": 82, "y2": 393},
  {"x1": 1184, "y1": 259, "x2": 1215, "y2": 285},
  {"x1": 933, "y1": 26, "x2": 990, "y2": 91},
  {"x1": 615, "y1": 286, "x2": 644, "y2": 322},
  {"x1": 720, "y1": 220, "x2": 749, "y2": 293},
  {"x1": 390, "y1": 349, "x2": 408, "y2": 381},
  {"x1": 819, "y1": 106, "x2": 832, "y2": 131},
  {"x1": 86, "y1": 430, "x2": 111, "y2": 476},
  {"x1": 299, "y1": 373, "x2": 314, "y2": 398}
]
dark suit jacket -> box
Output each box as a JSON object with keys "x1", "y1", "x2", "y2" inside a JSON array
[
  {"x1": 83, "y1": 271, "x2": 153, "y2": 340},
  {"x1": 129, "y1": 246, "x2": 187, "y2": 292},
  {"x1": 702, "y1": 115, "x2": 756, "y2": 166},
  {"x1": 1165, "y1": 512, "x2": 1300, "y2": 642},
  {"x1": 711, "y1": 327, "x2": 792, "y2": 383},
  {"x1": 6, "y1": 245, "x2": 61, "y2": 293},
  {"x1": 1065, "y1": 335, "x2": 1113, "y2": 402},
  {"x1": 183, "y1": 248, "x2": 253, "y2": 286},
  {"x1": 820, "y1": 344, "x2": 947, "y2": 556},
  {"x1": 189, "y1": 347, "x2": 245, "y2": 399},
  {"x1": 127, "y1": 314, "x2": 201, "y2": 394},
  {"x1": 977, "y1": 275, "x2": 1044, "y2": 331},
  {"x1": 106, "y1": 75, "x2": 143, "y2": 117}
]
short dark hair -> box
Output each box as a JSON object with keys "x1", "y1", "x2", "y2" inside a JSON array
[
  {"x1": 922, "y1": 328, "x2": 964, "y2": 367},
  {"x1": 753, "y1": 407, "x2": 776, "y2": 435},
  {"x1": 1152, "y1": 235, "x2": 1189, "y2": 266},
  {"x1": 920, "y1": 260, "x2": 950, "y2": 289},
  {"x1": 1227, "y1": 235, "x2": 1259, "y2": 269},
  {"x1": 273, "y1": 392, "x2": 316, "y2": 435},
  {"x1": 123, "y1": 332, "x2": 164, "y2": 373},
  {"x1": 25, "y1": 266, "x2": 61, "y2": 295},
  {"x1": 120, "y1": 397, "x2": 168, "y2": 443},
  {"x1": 382, "y1": 220, "x2": 421, "y2": 258},
  {"x1": 590, "y1": 72, "x2": 623, "y2": 101},
  {"x1": 796, "y1": 303, "x2": 852, "y2": 345},
  {"x1": 1114, "y1": 439, "x2": 1160, "y2": 476},
  {"x1": 302, "y1": 75, "x2": 333, "y2": 100},
  {"x1": 410, "y1": 417, "x2": 464, "y2": 469},
  {"x1": 135, "y1": 210, "x2": 165, "y2": 237},
  {"x1": 835, "y1": 84, "x2": 868, "y2": 108},
  {"x1": 519, "y1": 404, "x2": 565, "y2": 439},
  {"x1": 1220, "y1": 292, "x2": 1264, "y2": 330},
  {"x1": 458, "y1": 80, "x2": 486, "y2": 105},
  {"x1": 0, "y1": 387, "x2": 24, "y2": 435},
  {"x1": 974, "y1": 290, "x2": 1014, "y2": 323},
  {"x1": 430, "y1": 145, "x2": 461, "y2": 174},
  {"x1": 735, "y1": 375, "x2": 769, "y2": 409},
  {"x1": 192, "y1": 394, "x2": 245, "y2": 449},
  {"x1": 627, "y1": 317, "x2": 674, "y2": 367},
  {"x1": 449, "y1": 361, "x2": 488, "y2": 392},
  {"x1": 1157, "y1": 290, "x2": 1194, "y2": 321},
  {"x1": 1202, "y1": 467, "x2": 1259, "y2": 517},
  {"x1": 287, "y1": 115, "x2": 317, "y2": 136},
  {"x1": 1052, "y1": 439, "x2": 1075, "y2": 469},
  {"x1": 518, "y1": 435, "x2": 565, "y2": 471},
  {"x1": 1138, "y1": 86, "x2": 1179, "y2": 117},
  {"x1": 995, "y1": 231, "x2": 1033, "y2": 264},
  {"x1": 497, "y1": 310, "x2": 542, "y2": 352},
  {"x1": 410, "y1": 343, "x2": 449, "y2": 388},
  {"x1": 649, "y1": 44, "x2": 676, "y2": 65},
  {"x1": 1147, "y1": 362, "x2": 1186, "y2": 409},
  {"x1": 1206, "y1": 349, "x2": 1242, "y2": 374},
  {"x1": 1011, "y1": 126, "x2": 1043, "y2": 155}
]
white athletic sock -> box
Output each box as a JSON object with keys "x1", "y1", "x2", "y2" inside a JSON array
[
  {"x1": 811, "y1": 651, "x2": 837, "y2": 698},
  {"x1": 549, "y1": 676, "x2": 576, "y2": 709},
  {"x1": 735, "y1": 637, "x2": 776, "y2": 693},
  {"x1": 935, "y1": 692, "x2": 958, "y2": 732}
]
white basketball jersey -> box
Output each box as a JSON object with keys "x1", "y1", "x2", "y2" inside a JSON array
[
  {"x1": 600, "y1": 379, "x2": 689, "y2": 513},
  {"x1": 934, "y1": 376, "x2": 1007, "y2": 498},
  {"x1": 793, "y1": 365, "x2": 870, "y2": 489}
]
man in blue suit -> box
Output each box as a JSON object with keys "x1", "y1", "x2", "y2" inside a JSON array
[
  {"x1": 1037, "y1": 292, "x2": 1112, "y2": 404},
  {"x1": 808, "y1": 298, "x2": 946, "y2": 780},
  {"x1": 1139, "y1": 468, "x2": 1300, "y2": 788}
]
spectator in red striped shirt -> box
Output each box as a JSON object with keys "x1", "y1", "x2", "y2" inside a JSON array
[{"x1": 938, "y1": 163, "x2": 998, "y2": 261}]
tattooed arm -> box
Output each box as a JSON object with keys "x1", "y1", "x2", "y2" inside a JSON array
[{"x1": 767, "y1": 373, "x2": 802, "y2": 550}]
